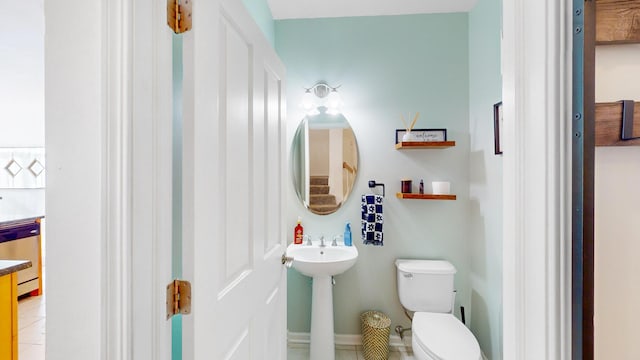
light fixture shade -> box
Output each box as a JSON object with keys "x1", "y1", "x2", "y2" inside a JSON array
[
  {"x1": 301, "y1": 90, "x2": 315, "y2": 111},
  {"x1": 300, "y1": 82, "x2": 343, "y2": 114},
  {"x1": 326, "y1": 90, "x2": 343, "y2": 114},
  {"x1": 313, "y1": 83, "x2": 331, "y2": 98}
]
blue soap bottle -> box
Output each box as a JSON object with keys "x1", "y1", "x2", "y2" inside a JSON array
[{"x1": 344, "y1": 222, "x2": 352, "y2": 246}]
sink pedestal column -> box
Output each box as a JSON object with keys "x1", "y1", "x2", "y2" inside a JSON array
[{"x1": 310, "y1": 275, "x2": 334, "y2": 360}]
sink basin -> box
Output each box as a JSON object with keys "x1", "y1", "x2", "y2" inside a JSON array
[{"x1": 286, "y1": 243, "x2": 358, "y2": 277}]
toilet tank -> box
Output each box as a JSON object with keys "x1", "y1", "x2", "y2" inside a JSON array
[{"x1": 395, "y1": 259, "x2": 456, "y2": 313}]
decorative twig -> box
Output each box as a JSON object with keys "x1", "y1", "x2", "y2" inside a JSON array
[
  {"x1": 401, "y1": 112, "x2": 420, "y2": 133},
  {"x1": 409, "y1": 112, "x2": 419, "y2": 131},
  {"x1": 400, "y1": 114, "x2": 410, "y2": 132}
]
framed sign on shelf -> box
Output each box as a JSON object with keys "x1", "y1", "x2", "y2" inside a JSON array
[{"x1": 395, "y1": 128, "x2": 447, "y2": 144}]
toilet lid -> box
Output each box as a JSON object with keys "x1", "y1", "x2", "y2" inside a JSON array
[{"x1": 413, "y1": 312, "x2": 480, "y2": 360}]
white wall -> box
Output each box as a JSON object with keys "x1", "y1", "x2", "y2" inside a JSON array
[
  {"x1": 0, "y1": 0, "x2": 45, "y2": 218},
  {"x1": 45, "y1": 0, "x2": 105, "y2": 358},
  {"x1": 277, "y1": 14, "x2": 471, "y2": 336},
  {"x1": 594, "y1": 44, "x2": 640, "y2": 359},
  {"x1": 309, "y1": 130, "x2": 329, "y2": 176},
  {"x1": 328, "y1": 128, "x2": 343, "y2": 203},
  {"x1": 0, "y1": 0, "x2": 45, "y2": 147},
  {"x1": 468, "y1": 0, "x2": 502, "y2": 358}
]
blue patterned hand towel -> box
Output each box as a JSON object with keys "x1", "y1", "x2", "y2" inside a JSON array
[{"x1": 361, "y1": 194, "x2": 384, "y2": 246}]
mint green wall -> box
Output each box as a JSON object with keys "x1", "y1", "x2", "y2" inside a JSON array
[
  {"x1": 468, "y1": 0, "x2": 502, "y2": 358},
  {"x1": 171, "y1": 33, "x2": 183, "y2": 360},
  {"x1": 242, "y1": 0, "x2": 275, "y2": 46},
  {"x1": 276, "y1": 14, "x2": 472, "y2": 336}
]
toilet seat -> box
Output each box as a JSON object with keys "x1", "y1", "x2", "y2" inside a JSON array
[{"x1": 412, "y1": 312, "x2": 481, "y2": 360}]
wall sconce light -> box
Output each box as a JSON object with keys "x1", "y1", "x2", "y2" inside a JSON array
[{"x1": 301, "y1": 82, "x2": 343, "y2": 115}]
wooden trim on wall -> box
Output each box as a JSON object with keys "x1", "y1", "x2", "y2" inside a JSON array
[
  {"x1": 596, "y1": 0, "x2": 640, "y2": 44},
  {"x1": 595, "y1": 101, "x2": 640, "y2": 146}
]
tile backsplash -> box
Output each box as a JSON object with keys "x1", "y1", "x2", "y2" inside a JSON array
[{"x1": 0, "y1": 148, "x2": 45, "y2": 189}]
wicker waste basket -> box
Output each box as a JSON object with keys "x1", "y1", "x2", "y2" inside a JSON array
[{"x1": 361, "y1": 310, "x2": 391, "y2": 360}]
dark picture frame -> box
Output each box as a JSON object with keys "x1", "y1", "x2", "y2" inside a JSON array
[
  {"x1": 493, "y1": 102, "x2": 503, "y2": 155},
  {"x1": 395, "y1": 128, "x2": 447, "y2": 144}
]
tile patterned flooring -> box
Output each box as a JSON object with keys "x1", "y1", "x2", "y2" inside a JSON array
[
  {"x1": 17, "y1": 292, "x2": 415, "y2": 360},
  {"x1": 18, "y1": 293, "x2": 46, "y2": 360},
  {"x1": 287, "y1": 343, "x2": 415, "y2": 360},
  {"x1": 16, "y1": 236, "x2": 414, "y2": 360}
]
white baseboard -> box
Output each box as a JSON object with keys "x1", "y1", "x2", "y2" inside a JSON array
[
  {"x1": 287, "y1": 331, "x2": 411, "y2": 352},
  {"x1": 288, "y1": 331, "x2": 489, "y2": 359},
  {"x1": 287, "y1": 331, "x2": 310, "y2": 344}
]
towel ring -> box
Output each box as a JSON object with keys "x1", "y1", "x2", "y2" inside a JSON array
[{"x1": 368, "y1": 180, "x2": 385, "y2": 197}]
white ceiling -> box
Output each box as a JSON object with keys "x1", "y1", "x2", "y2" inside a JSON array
[{"x1": 267, "y1": 0, "x2": 478, "y2": 20}]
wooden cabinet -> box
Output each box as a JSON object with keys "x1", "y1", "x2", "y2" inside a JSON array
[
  {"x1": 0, "y1": 217, "x2": 44, "y2": 297},
  {"x1": 0, "y1": 260, "x2": 31, "y2": 360}
]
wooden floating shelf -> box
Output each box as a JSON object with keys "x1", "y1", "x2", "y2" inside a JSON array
[
  {"x1": 596, "y1": 0, "x2": 640, "y2": 45},
  {"x1": 396, "y1": 193, "x2": 457, "y2": 200},
  {"x1": 596, "y1": 101, "x2": 640, "y2": 146},
  {"x1": 395, "y1": 141, "x2": 456, "y2": 149}
]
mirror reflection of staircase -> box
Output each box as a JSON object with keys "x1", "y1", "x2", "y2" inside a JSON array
[{"x1": 309, "y1": 176, "x2": 339, "y2": 215}]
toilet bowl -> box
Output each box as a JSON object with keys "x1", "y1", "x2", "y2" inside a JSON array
[
  {"x1": 395, "y1": 259, "x2": 482, "y2": 360},
  {"x1": 411, "y1": 312, "x2": 481, "y2": 360}
]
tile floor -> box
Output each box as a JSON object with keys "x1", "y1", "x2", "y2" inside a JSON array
[
  {"x1": 16, "y1": 231, "x2": 414, "y2": 360},
  {"x1": 18, "y1": 228, "x2": 46, "y2": 360},
  {"x1": 287, "y1": 343, "x2": 415, "y2": 360},
  {"x1": 17, "y1": 291, "x2": 415, "y2": 360},
  {"x1": 18, "y1": 293, "x2": 46, "y2": 360}
]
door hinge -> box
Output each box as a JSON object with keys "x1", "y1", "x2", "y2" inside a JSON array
[
  {"x1": 167, "y1": 0, "x2": 192, "y2": 34},
  {"x1": 166, "y1": 279, "x2": 191, "y2": 319}
]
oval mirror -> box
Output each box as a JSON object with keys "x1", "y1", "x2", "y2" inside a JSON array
[{"x1": 291, "y1": 107, "x2": 359, "y2": 215}]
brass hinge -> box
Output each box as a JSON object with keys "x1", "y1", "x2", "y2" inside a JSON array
[
  {"x1": 166, "y1": 279, "x2": 191, "y2": 319},
  {"x1": 167, "y1": 0, "x2": 192, "y2": 34}
]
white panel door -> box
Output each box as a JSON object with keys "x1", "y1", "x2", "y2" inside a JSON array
[{"x1": 181, "y1": 1, "x2": 287, "y2": 359}]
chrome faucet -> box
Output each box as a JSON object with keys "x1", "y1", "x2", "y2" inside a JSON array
[
  {"x1": 331, "y1": 235, "x2": 342, "y2": 246},
  {"x1": 319, "y1": 235, "x2": 326, "y2": 247},
  {"x1": 304, "y1": 235, "x2": 312, "y2": 246}
]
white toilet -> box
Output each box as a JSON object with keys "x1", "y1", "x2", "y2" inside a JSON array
[{"x1": 395, "y1": 259, "x2": 481, "y2": 360}]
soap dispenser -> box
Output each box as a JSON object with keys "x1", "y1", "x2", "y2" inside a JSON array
[{"x1": 344, "y1": 222, "x2": 352, "y2": 246}]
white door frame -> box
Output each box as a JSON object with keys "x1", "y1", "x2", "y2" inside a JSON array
[
  {"x1": 45, "y1": 0, "x2": 172, "y2": 359},
  {"x1": 46, "y1": 0, "x2": 574, "y2": 358},
  {"x1": 129, "y1": 0, "x2": 174, "y2": 359},
  {"x1": 502, "y1": 0, "x2": 572, "y2": 359},
  {"x1": 103, "y1": 0, "x2": 175, "y2": 358}
]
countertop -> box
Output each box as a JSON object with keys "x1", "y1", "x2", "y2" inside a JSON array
[
  {"x1": 0, "y1": 215, "x2": 44, "y2": 229},
  {"x1": 0, "y1": 260, "x2": 32, "y2": 277}
]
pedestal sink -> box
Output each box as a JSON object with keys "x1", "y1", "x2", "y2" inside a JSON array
[{"x1": 286, "y1": 242, "x2": 358, "y2": 360}]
